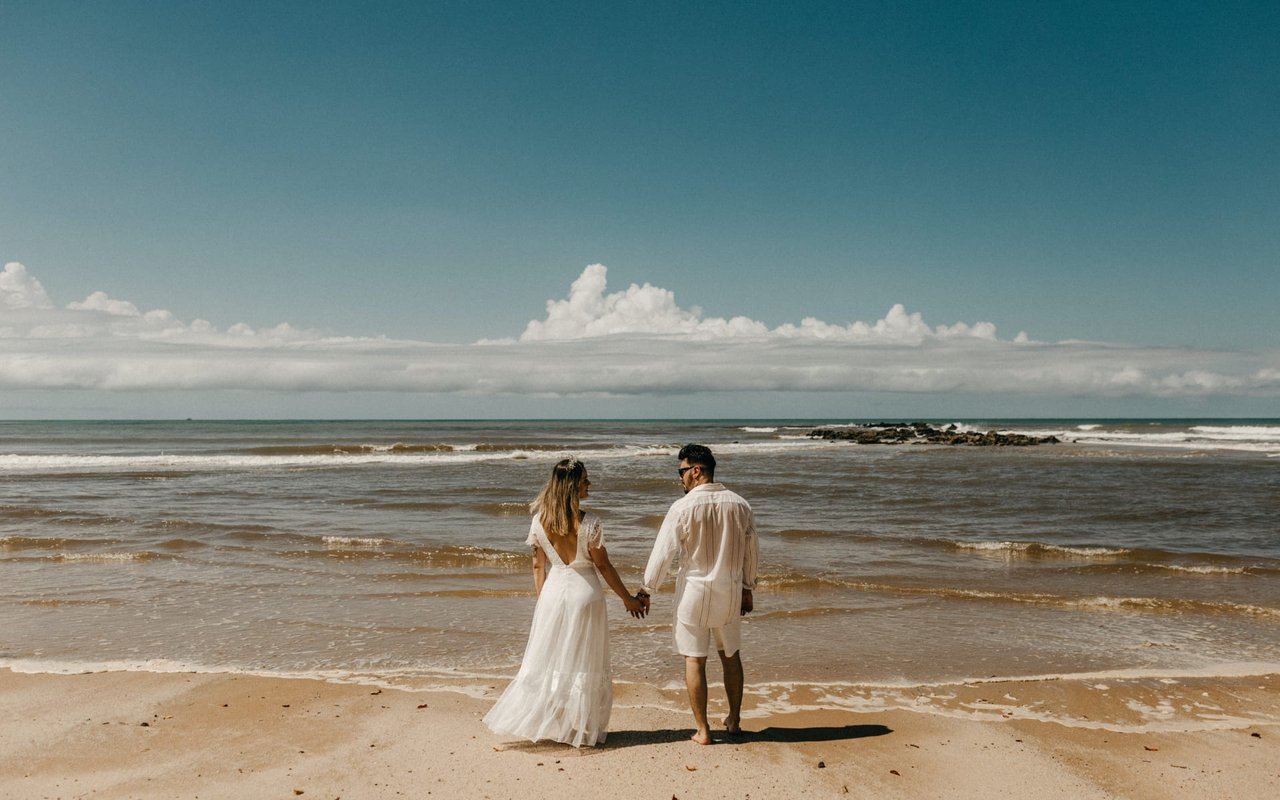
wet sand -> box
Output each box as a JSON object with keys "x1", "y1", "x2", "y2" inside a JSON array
[{"x1": 2, "y1": 668, "x2": 1276, "y2": 799}]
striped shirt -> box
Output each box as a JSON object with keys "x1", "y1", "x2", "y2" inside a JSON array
[{"x1": 641, "y1": 482, "x2": 758, "y2": 628}]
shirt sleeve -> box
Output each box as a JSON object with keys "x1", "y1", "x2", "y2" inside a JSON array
[
  {"x1": 641, "y1": 506, "x2": 682, "y2": 593},
  {"x1": 525, "y1": 518, "x2": 538, "y2": 547},
  {"x1": 741, "y1": 508, "x2": 758, "y2": 591}
]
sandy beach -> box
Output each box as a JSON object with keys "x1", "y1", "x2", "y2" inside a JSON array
[
  {"x1": 2, "y1": 668, "x2": 1276, "y2": 800},
  {"x1": 4, "y1": 421, "x2": 1279, "y2": 798}
]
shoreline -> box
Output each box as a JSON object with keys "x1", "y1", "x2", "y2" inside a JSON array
[
  {"x1": 4, "y1": 660, "x2": 1280, "y2": 733},
  {"x1": 5, "y1": 659, "x2": 1280, "y2": 729},
  {"x1": 3, "y1": 668, "x2": 1277, "y2": 799}
]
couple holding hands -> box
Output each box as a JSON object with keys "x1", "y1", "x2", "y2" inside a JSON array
[{"x1": 484, "y1": 444, "x2": 759, "y2": 747}]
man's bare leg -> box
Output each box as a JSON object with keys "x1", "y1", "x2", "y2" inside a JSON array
[
  {"x1": 684, "y1": 656, "x2": 712, "y2": 744},
  {"x1": 719, "y1": 649, "x2": 744, "y2": 734}
]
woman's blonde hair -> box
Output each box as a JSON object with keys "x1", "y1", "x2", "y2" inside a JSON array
[{"x1": 530, "y1": 457, "x2": 587, "y2": 538}]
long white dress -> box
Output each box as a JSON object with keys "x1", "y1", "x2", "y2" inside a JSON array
[{"x1": 482, "y1": 514, "x2": 612, "y2": 747}]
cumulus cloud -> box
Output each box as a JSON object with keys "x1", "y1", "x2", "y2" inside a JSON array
[
  {"x1": 1, "y1": 262, "x2": 54, "y2": 309},
  {"x1": 0, "y1": 261, "x2": 1276, "y2": 401},
  {"x1": 67, "y1": 291, "x2": 143, "y2": 317},
  {"x1": 521, "y1": 264, "x2": 768, "y2": 340},
  {"x1": 1, "y1": 265, "x2": 324, "y2": 346},
  {"x1": 519, "y1": 264, "x2": 1000, "y2": 344}
]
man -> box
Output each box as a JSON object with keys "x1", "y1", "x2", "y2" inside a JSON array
[{"x1": 638, "y1": 443, "x2": 758, "y2": 745}]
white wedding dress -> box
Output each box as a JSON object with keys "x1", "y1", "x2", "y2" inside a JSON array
[{"x1": 483, "y1": 514, "x2": 612, "y2": 747}]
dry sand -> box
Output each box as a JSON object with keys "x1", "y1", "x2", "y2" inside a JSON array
[{"x1": 2, "y1": 668, "x2": 1277, "y2": 799}]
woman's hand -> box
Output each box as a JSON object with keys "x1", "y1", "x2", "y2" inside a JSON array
[{"x1": 623, "y1": 594, "x2": 646, "y2": 619}]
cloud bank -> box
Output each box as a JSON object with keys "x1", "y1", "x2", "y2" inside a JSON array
[
  {"x1": 1, "y1": 262, "x2": 1276, "y2": 402},
  {"x1": 520, "y1": 264, "x2": 1004, "y2": 344}
]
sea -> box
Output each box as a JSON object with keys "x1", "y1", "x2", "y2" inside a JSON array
[{"x1": 3, "y1": 419, "x2": 1278, "y2": 730}]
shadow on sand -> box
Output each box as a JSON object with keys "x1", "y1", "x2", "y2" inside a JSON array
[
  {"x1": 739, "y1": 724, "x2": 893, "y2": 744},
  {"x1": 500, "y1": 723, "x2": 893, "y2": 754}
]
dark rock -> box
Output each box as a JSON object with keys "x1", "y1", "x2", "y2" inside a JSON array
[{"x1": 808, "y1": 423, "x2": 1059, "y2": 447}]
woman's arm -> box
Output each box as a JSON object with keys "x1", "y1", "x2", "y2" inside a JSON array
[
  {"x1": 589, "y1": 543, "x2": 645, "y2": 618},
  {"x1": 532, "y1": 545, "x2": 547, "y2": 596}
]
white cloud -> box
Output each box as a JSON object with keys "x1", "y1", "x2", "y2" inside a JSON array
[
  {"x1": 67, "y1": 291, "x2": 142, "y2": 317},
  {"x1": 0, "y1": 262, "x2": 1276, "y2": 402},
  {"x1": 520, "y1": 264, "x2": 757, "y2": 340},
  {"x1": 519, "y1": 264, "x2": 1000, "y2": 344},
  {"x1": 1, "y1": 267, "x2": 325, "y2": 347},
  {"x1": 1, "y1": 262, "x2": 54, "y2": 309}
]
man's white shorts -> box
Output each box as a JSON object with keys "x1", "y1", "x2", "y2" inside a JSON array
[{"x1": 674, "y1": 616, "x2": 742, "y2": 658}]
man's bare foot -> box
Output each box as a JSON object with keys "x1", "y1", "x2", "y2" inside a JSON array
[
  {"x1": 722, "y1": 715, "x2": 742, "y2": 735},
  {"x1": 690, "y1": 729, "x2": 713, "y2": 745}
]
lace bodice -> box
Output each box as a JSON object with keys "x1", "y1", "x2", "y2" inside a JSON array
[{"x1": 526, "y1": 513, "x2": 603, "y2": 567}]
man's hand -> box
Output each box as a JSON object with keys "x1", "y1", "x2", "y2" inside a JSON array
[
  {"x1": 740, "y1": 589, "x2": 753, "y2": 616},
  {"x1": 623, "y1": 594, "x2": 647, "y2": 619},
  {"x1": 636, "y1": 591, "x2": 651, "y2": 615}
]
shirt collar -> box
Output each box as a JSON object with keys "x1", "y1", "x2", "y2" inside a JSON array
[{"x1": 688, "y1": 482, "x2": 724, "y2": 494}]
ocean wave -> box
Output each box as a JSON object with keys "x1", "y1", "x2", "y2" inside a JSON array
[
  {"x1": 1190, "y1": 425, "x2": 1280, "y2": 439},
  {"x1": 792, "y1": 670, "x2": 1280, "y2": 733},
  {"x1": 889, "y1": 583, "x2": 1280, "y2": 618},
  {"x1": 285, "y1": 543, "x2": 528, "y2": 568},
  {"x1": 1145, "y1": 563, "x2": 1254, "y2": 576},
  {"x1": 379, "y1": 587, "x2": 531, "y2": 599},
  {"x1": 141, "y1": 518, "x2": 285, "y2": 536},
  {"x1": 0, "y1": 452, "x2": 530, "y2": 472},
  {"x1": 764, "y1": 529, "x2": 1273, "y2": 572},
  {"x1": 241, "y1": 443, "x2": 454, "y2": 456},
  {"x1": 475, "y1": 501, "x2": 533, "y2": 517},
  {"x1": 749, "y1": 606, "x2": 864, "y2": 621},
  {"x1": 0, "y1": 503, "x2": 66, "y2": 520},
  {"x1": 0, "y1": 442, "x2": 787, "y2": 473},
  {"x1": 1, "y1": 534, "x2": 122, "y2": 550},
  {"x1": 52, "y1": 551, "x2": 166, "y2": 564},
  {"x1": 1063, "y1": 595, "x2": 1280, "y2": 617},
  {"x1": 913, "y1": 422, "x2": 1280, "y2": 454},
  {"x1": 950, "y1": 540, "x2": 1130, "y2": 558},
  {"x1": 5, "y1": 657, "x2": 1274, "y2": 735},
  {"x1": 628, "y1": 513, "x2": 669, "y2": 528},
  {"x1": 0, "y1": 503, "x2": 134, "y2": 528},
  {"x1": 156, "y1": 537, "x2": 210, "y2": 550},
  {"x1": 1054, "y1": 427, "x2": 1280, "y2": 453},
  {"x1": 241, "y1": 441, "x2": 639, "y2": 456},
  {"x1": 19, "y1": 597, "x2": 127, "y2": 607},
  {"x1": 1075, "y1": 561, "x2": 1278, "y2": 578},
  {"x1": 345, "y1": 500, "x2": 454, "y2": 512},
  {"x1": 811, "y1": 421, "x2": 1280, "y2": 454},
  {"x1": 756, "y1": 572, "x2": 1280, "y2": 618},
  {"x1": 322, "y1": 536, "x2": 394, "y2": 548},
  {"x1": 739, "y1": 426, "x2": 779, "y2": 433},
  {"x1": 774, "y1": 528, "x2": 838, "y2": 540}
]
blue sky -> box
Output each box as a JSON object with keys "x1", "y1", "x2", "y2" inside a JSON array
[{"x1": 1, "y1": 1, "x2": 1277, "y2": 418}]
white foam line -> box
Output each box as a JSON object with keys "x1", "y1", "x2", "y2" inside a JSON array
[
  {"x1": 0, "y1": 439, "x2": 829, "y2": 473},
  {"x1": 1067, "y1": 437, "x2": 1280, "y2": 454},
  {"x1": 1151, "y1": 564, "x2": 1251, "y2": 575},
  {"x1": 9, "y1": 658, "x2": 1277, "y2": 691},
  {"x1": 0, "y1": 658, "x2": 520, "y2": 691},
  {"x1": 322, "y1": 536, "x2": 393, "y2": 548},
  {"x1": 54, "y1": 552, "x2": 150, "y2": 563},
  {"x1": 789, "y1": 695, "x2": 1276, "y2": 733},
  {"x1": 6, "y1": 658, "x2": 1278, "y2": 732},
  {"x1": 747, "y1": 661, "x2": 1280, "y2": 690}
]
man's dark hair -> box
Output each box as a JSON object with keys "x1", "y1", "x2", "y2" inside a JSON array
[{"x1": 678, "y1": 443, "x2": 716, "y2": 478}]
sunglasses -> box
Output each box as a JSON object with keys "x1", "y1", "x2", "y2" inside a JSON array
[{"x1": 677, "y1": 466, "x2": 697, "y2": 477}]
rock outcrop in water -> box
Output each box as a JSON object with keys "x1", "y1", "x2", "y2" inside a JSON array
[{"x1": 809, "y1": 422, "x2": 1059, "y2": 446}]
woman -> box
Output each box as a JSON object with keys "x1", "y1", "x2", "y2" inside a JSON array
[{"x1": 483, "y1": 457, "x2": 645, "y2": 747}]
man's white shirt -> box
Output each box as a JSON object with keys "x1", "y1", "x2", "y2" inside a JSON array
[{"x1": 642, "y1": 482, "x2": 758, "y2": 628}]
